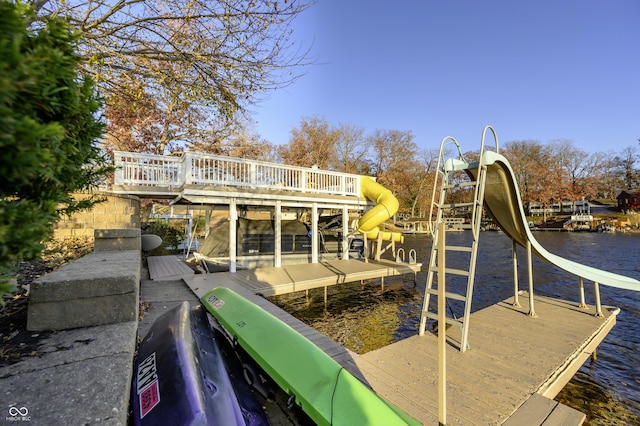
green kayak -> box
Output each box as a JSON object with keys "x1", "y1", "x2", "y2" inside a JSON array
[{"x1": 201, "y1": 287, "x2": 421, "y2": 426}]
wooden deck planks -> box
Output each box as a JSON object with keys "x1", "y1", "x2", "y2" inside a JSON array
[
  {"x1": 147, "y1": 255, "x2": 195, "y2": 281},
  {"x1": 502, "y1": 394, "x2": 585, "y2": 426},
  {"x1": 353, "y1": 295, "x2": 616, "y2": 425}
]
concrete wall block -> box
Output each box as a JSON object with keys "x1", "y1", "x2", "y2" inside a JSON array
[
  {"x1": 27, "y1": 291, "x2": 138, "y2": 331},
  {"x1": 31, "y1": 250, "x2": 140, "y2": 302},
  {"x1": 27, "y1": 250, "x2": 141, "y2": 331},
  {"x1": 95, "y1": 229, "x2": 141, "y2": 239},
  {"x1": 94, "y1": 229, "x2": 141, "y2": 251},
  {"x1": 94, "y1": 239, "x2": 140, "y2": 251}
]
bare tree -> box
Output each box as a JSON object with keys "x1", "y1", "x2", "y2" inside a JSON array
[
  {"x1": 32, "y1": 0, "x2": 314, "y2": 152},
  {"x1": 549, "y1": 139, "x2": 592, "y2": 201},
  {"x1": 503, "y1": 140, "x2": 568, "y2": 208},
  {"x1": 332, "y1": 123, "x2": 371, "y2": 174},
  {"x1": 368, "y1": 129, "x2": 421, "y2": 213},
  {"x1": 614, "y1": 145, "x2": 639, "y2": 190},
  {"x1": 586, "y1": 151, "x2": 620, "y2": 199},
  {"x1": 410, "y1": 148, "x2": 439, "y2": 217}
]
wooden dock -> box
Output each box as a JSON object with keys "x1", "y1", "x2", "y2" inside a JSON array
[
  {"x1": 147, "y1": 255, "x2": 195, "y2": 281},
  {"x1": 177, "y1": 258, "x2": 421, "y2": 297},
  {"x1": 150, "y1": 256, "x2": 615, "y2": 424},
  {"x1": 353, "y1": 295, "x2": 615, "y2": 424}
]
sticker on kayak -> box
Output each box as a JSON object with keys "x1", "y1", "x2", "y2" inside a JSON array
[
  {"x1": 206, "y1": 294, "x2": 225, "y2": 310},
  {"x1": 137, "y1": 352, "x2": 160, "y2": 418}
]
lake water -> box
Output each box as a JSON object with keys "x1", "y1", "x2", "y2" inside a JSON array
[{"x1": 271, "y1": 231, "x2": 640, "y2": 425}]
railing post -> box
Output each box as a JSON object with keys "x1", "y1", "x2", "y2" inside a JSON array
[
  {"x1": 183, "y1": 152, "x2": 192, "y2": 185},
  {"x1": 301, "y1": 170, "x2": 307, "y2": 192},
  {"x1": 113, "y1": 152, "x2": 124, "y2": 185},
  {"x1": 250, "y1": 162, "x2": 257, "y2": 189}
]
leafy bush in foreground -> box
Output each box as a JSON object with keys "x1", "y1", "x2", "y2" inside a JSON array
[{"x1": 0, "y1": 1, "x2": 111, "y2": 302}]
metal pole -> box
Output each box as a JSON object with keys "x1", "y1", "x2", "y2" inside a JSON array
[
  {"x1": 527, "y1": 240, "x2": 536, "y2": 317},
  {"x1": 512, "y1": 240, "x2": 520, "y2": 307},
  {"x1": 594, "y1": 282, "x2": 603, "y2": 317},
  {"x1": 438, "y1": 221, "x2": 447, "y2": 426},
  {"x1": 578, "y1": 277, "x2": 587, "y2": 308}
]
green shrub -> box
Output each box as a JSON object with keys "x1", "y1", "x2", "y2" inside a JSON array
[
  {"x1": 144, "y1": 221, "x2": 183, "y2": 255},
  {"x1": 0, "y1": 2, "x2": 111, "y2": 302}
]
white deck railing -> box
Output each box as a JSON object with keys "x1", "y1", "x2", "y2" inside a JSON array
[{"x1": 113, "y1": 151, "x2": 361, "y2": 197}]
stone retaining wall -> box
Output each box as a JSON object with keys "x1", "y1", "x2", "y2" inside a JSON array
[{"x1": 53, "y1": 192, "x2": 140, "y2": 239}]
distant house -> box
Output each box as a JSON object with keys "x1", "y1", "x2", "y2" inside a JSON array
[
  {"x1": 617, "y1": 189, "x2": 640, "y2": 211},
  {"x1": 526, "y1": 199, "x2": 590, "y2": 216}
]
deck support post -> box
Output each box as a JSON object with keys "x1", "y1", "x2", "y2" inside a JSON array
[
  {"x1": 342, "y1": 206, "x2": 349, "y2": 260},
  {"x1": 229, "y1": 199, "x2": 238, "y2": 273},
  {"x1": 363, "y1": 237, "x2": 369, "y2": 263},
  {"x1": 274, "y1": 201, "x2": 282, "y2": 268},
  {"x1": 593, "y1": 281, "x2": 603, "y2": 317},
  {"x1": 374, "y1": 231, "x2": 383, "y2": 261},
  {"x1": 324, "y1": 286, "x2": 328, "y2": 310},
  {"x1": 578, "y1": 277, "x2": 587, "y2": 308},
  {"x1": 437, "y1": 221, "x2": 447, "y2": 426},
  {"x1": 204, "y1": 209, "x2": 212, "y2": 238},
  {"x1": 381, "y1": 277, "x2": 384, "y2": 292},
  {"x1": 512, "y1": 240, "x2": 520, "y2": 307},
  {"x1": 526, "y1": 240, "x2": 537, "y2": 317},
  {"x1": 311, "y1": 203, "x2": 319, "y2": 264}
]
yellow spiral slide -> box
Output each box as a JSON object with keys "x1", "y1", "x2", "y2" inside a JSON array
[{"x1": 357, "y1": 177, "x2": 404, "y2": 243}]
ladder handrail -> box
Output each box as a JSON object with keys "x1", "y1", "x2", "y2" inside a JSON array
[
  {"x1": 428, "y1": 136, "x2": 465, "y2": 235},
  {"x1": 420, "y1": 126, "x2": 497, "y2": 352}
]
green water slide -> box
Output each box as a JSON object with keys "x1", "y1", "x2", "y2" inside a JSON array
[{"x1": 201, "y1": 287, "x2": 421, "y2": 426}]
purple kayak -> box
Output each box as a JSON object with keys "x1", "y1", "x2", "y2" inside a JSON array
[{"x1": 132, "y1": 301, "x2": 268, "y2": 425}]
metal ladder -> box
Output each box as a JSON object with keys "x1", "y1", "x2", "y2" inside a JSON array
[{"x1": 419, "y1": 128, "x2": 494, "y2": 352}]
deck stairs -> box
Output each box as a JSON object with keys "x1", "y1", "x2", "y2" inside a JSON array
[{"x1": 418, "y1": 128, "x2": 497, "y2": 352}]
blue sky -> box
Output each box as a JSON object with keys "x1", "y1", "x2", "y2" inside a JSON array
[{"x1": 251, "y1": 0, "x2": 639, "y2": 154}]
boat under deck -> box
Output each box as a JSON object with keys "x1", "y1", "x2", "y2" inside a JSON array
[{"x1": 147, "y1": 256, "x2": 614, "y2": 424}]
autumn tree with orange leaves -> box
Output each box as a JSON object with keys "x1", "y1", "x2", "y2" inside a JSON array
[{"x1": 279, "y1": 116, "x2": 339, "y2": 168}]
